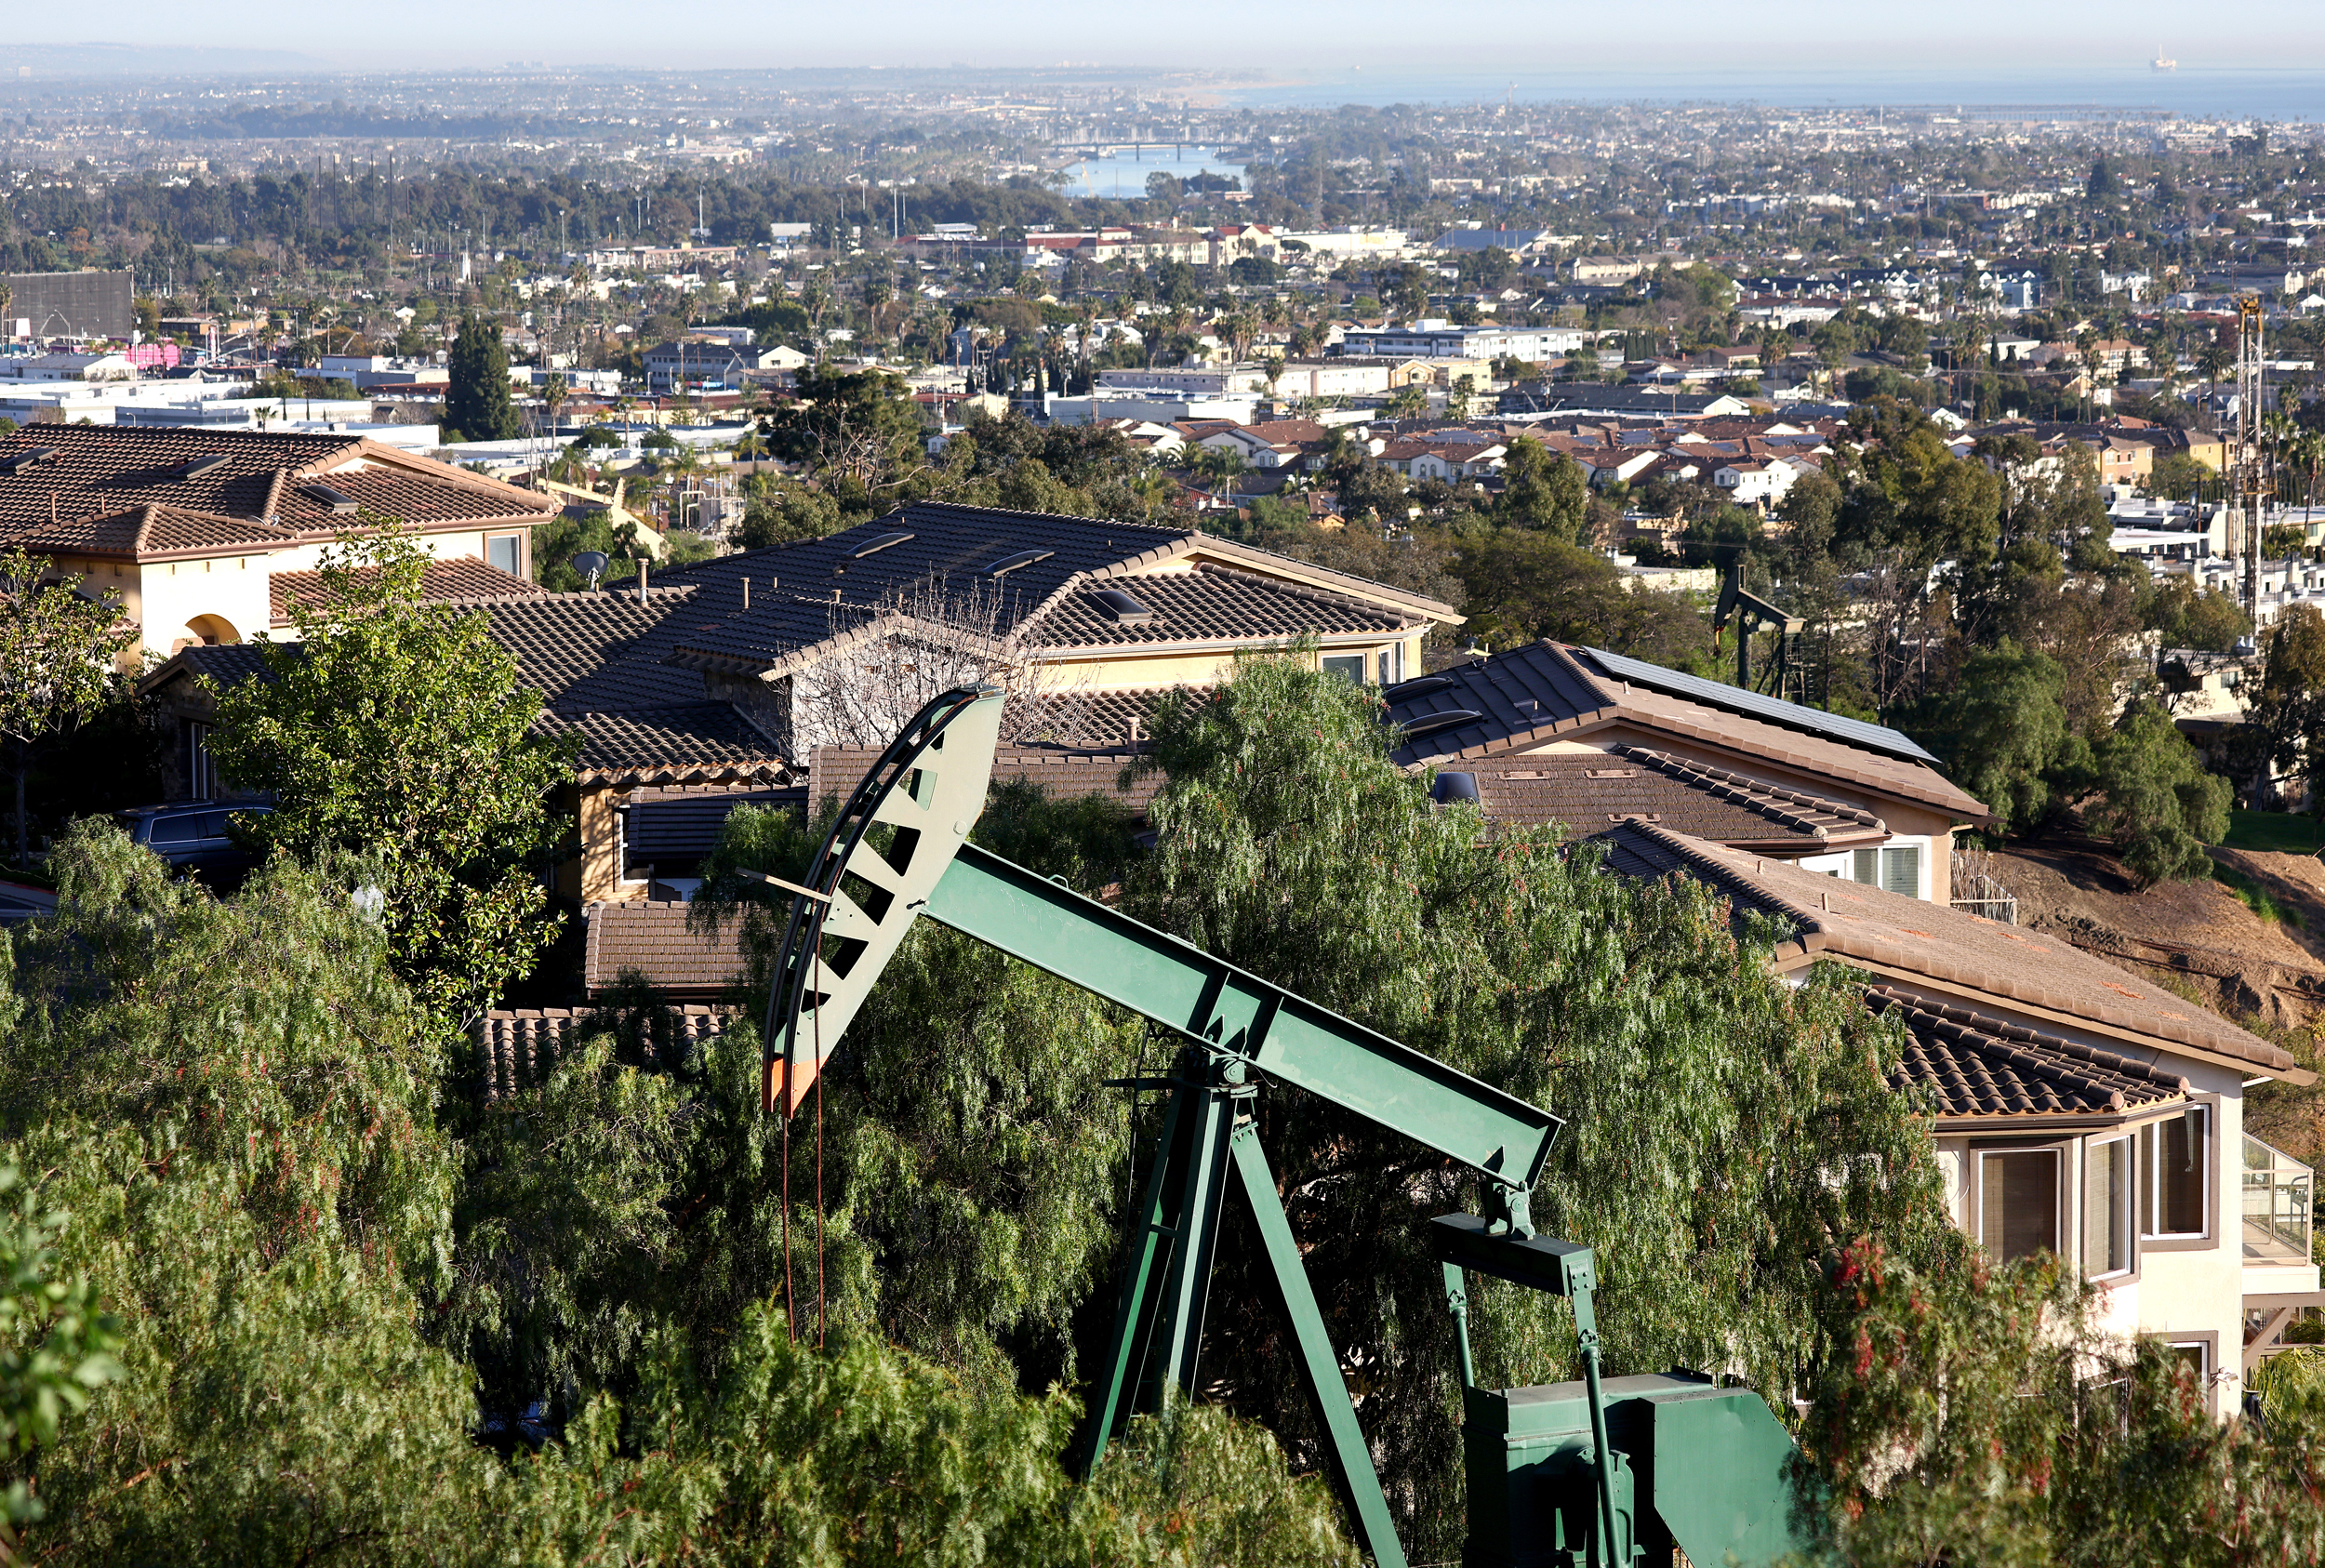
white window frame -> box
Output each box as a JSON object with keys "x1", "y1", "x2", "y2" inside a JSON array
[{"x1": 1321, "y1": 652, "x2": 1370, "y2": 685}]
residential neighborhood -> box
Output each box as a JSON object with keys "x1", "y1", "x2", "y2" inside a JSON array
[{"x1": 9, "y1": 36, "x2": 2325, "y2": 1565}]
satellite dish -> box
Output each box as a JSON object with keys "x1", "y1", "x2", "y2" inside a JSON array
[{"x1": 571, "y1": 551, "x2": 610, "y2": 590}]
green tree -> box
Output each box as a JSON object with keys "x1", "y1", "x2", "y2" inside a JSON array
[
  {"x1": 2081, "y1": 698, "x2": 2232, "y2": 884},
  {"x1": 1117, "y1": 654, "x2": 1950, "y2": 1560},
  {"x1": 757, "y1": 365, "x2": 928, "y2": 519},
  {"x1": 1495, "y1": 437, "x2": 1591, "y2": 540},
  {"x1": 205, "y1": 532, "x2": 572, "y2": 1033},
  {"x1": 0, "y1": 546, "x2": 133, "y2": 868},
  {"x1": 2146, "y1": 575, "x2": 2250, "y2": 654},
  {"x1": 1802, "y1": 1240, "x2": 2325, "y2": 1566},
  {"x1": 1455, "y1": 530, "x2": 1709, "y2": 666},
  {"x1": 1905, "y1": 641, "x2": 2080, "y2": 835},
  {"x1": 2249, "y1": 601, "x2": 2325, "y2": 809},
  {"x1": 0, "y1": 1163, "x2": 123, "y2": 1534},
  {"x1": 444, "y1": 313, "x2": 521, "y2": 444}
]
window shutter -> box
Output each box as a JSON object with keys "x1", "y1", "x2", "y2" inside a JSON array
[{"x1": 1853, "y1": 847, "x2": 1879, "y2": 884}]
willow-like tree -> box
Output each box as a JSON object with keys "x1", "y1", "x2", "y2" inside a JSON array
[{"x1": 691, "y1": 650, "x2": 1957, "y2": 1562}]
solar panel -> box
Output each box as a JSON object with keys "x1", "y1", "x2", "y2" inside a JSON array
[{"x1": 1578, "y1": 645, "x2": 1939, "y2": 765}]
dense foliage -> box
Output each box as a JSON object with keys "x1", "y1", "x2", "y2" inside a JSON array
[{"x1": 205, "y1": 531, "x2": 574, "y2": 1034}]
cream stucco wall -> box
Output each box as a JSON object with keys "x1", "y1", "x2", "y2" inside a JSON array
[
  {"x1": 76, "y1": 524, "x2": 532, "y2": 659},
  {"x1": 1933, "y1": 1039, "x2": 2275, "y2": 1419}
]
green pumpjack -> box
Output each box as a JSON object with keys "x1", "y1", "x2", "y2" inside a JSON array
[{"x1": 760, "y1": 686, "x2": 1807, "y2": 1568}]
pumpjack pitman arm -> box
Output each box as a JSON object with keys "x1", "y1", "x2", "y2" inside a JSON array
[{"x1": 760, "y1": 687, "x2": 1576, "y2": 1568}]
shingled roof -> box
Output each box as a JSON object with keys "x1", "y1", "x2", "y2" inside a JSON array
[
  {"x1": 0, "y1": 425, "x2": 553, "y2": 559},
  {"x1": 583, "y1": 901, "x2": 749, "y2": 1001},
  {"x1": 1386, "y1": 641, "x2": 1989, "y2": 824},
  {"x1": 1596, "y1": 819, "x2": 2305, "y2": 1081},
  {"x1": 270, "y1": 555, "x2": 543, "y2": 626},
  {"x1": 1870, "y1": 987, "x2": 2191, "y2": 1123},
  {"x1": 624, "y1": 785, "x2": 806, "y2": 870},
  {"x1": 1444, "y1": 745, "x2": 1888, "y2": 851}
]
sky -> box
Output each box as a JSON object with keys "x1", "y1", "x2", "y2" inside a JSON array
[{"x1": 11, "y1": 1, "x2": 2325, "y2": 75}]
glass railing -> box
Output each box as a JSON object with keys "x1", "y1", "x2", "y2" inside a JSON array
[{"x1": 2244, "y1": 1134, "x2": 2315, "y2": 1264}]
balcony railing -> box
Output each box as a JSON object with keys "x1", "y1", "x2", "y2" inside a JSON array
[{"x1": 2244, "y1": 1134, "x2": 2315, "y2": 1264}]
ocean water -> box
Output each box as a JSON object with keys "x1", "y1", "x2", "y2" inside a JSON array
[
  {"x1": 1064, "y1": 146, "x2": 1249, "y2": 198},
  {"x1": 1217, "y1": 64, "x2": 2325, "y2": 120}
]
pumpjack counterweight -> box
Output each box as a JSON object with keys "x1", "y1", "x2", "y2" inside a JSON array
[{"x1": 758, "y1": 686, "x2": 1809, "y2": 1568}]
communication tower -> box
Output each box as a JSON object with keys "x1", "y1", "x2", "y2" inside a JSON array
[{"x1": 2233, "y1": 294, "x2": 2267, "y2": 625}]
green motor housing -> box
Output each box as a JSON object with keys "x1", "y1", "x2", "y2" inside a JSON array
[{"x1": 1462, "y1": 1372, "x2": 1805, "y2": 1568}]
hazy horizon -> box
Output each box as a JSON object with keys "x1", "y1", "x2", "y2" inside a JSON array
[{"x1": 7, "y1": 1, "x2": 2325, "y2": 77}]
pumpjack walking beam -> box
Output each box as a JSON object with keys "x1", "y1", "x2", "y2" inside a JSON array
[{"x1": 761, "y1": 687, "x2": 1562, "y2": 1568}]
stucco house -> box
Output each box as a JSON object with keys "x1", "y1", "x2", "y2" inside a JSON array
[{"x1": 0, "y1": 425, "x2": 552, "y2": 659}]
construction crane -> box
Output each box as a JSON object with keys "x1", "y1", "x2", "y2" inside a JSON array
[{"x1": 754, "y1": 686, "x2": 1807, "y2": 1568}]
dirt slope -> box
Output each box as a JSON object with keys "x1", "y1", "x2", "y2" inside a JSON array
[{"x1": 1994, "y1": 839, "x2": 2325, "y2": 1034}]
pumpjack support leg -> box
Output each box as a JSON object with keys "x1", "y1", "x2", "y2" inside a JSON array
[
  {"x1": 1083, "y1": 1053, "x2": 1240, "y2": 1477},
  {"x1": 1229, "y1": 1118, "x2": 1409, "y2": 1568}
]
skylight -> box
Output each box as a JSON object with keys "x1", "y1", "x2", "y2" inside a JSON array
[
  {"x1": 1400, "y1": 710, "x2": 1483, "y2": 738},
  {"x1": 172, "y1": 455, "x2": 229, "y2": 480},
  {"x1": 0, "y1": 448, "x2": 58, "y2": 475},
  {"x1": 852, "y1": 530, "x2": 914, "y2": 559},
  {"x1": 1384, "y1": 674, "x2": 1455, "y2": 702},
  {"x1": 983, "y1": 547, "x2": 1055, "y2": 578},
  {"x1": 301, "y1": 483, "x2": 357, "y2": 515},
  {"x1": 1090, "y1": 588, "x2": 1154, "y2": 624}
]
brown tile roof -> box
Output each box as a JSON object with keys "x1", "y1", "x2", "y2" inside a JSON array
[
  {"x1": 1870, "y1": 987, "x2": 2189, "y2": 1121},
  {"x1": 1387, "y1": 641, "x2": 1989, "y2": 824},
  {"x1": 1595, "y1": 819, "x2": 2304, "y2": 1079},
  {"x1": 584, "y1": 901, "x2": 748, "y2": 1001},
  {"x1": 1012, "y1": 686, "x2": 1205, "y2": 746},
  {"x1": 0, "y1": 426, "x2": 553, "y2": 561},
  {"x1": 654, "y1": 501, "x2": 1457, "y2": 678},
  {"x1": 475, "y1": 1004, "x2": 731, "y2": 1102},
  {"x1": 1445, "y1": 745, "x2": 1887, "y2": 850},
  {"x1": 270, "y1": 554, "x2": 543, "y2": 625},
  {"x1": 547, "y1": 704, "x2": 788, "y2": 786},
  {"x1": 482, "y1": 586, "x2": 711, "y2": 712},
  {"x1": 12, "y1": 502, "x2": 296, "y2": 559},
  {"x1": 808, "y1": 741, "x2": 1160, "y2": 815}
]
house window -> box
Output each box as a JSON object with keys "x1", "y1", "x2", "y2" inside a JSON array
[
  {"x1": 1979, "y1": 1148, "x2": 2061, "y2": 1262},
  {"x1": 188, "y1": 722, "x2": 216, "y2": 799},
  {"x1": 486, "y1": 533, "x2": 524, "y2": 578},
  {"x1": 1851, "y1": 844, "x2": 1922, "y2": 897},
  {"x1": 2141, "y1": 1108, "x2": 2211, "y2": 1239},
  {"x1": 2084, "y1": 1135, "x2": 2134, "y2": 1278},
  {"x1": 1322, "y1": 654, "x2": 1369, "y2": 685}
]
